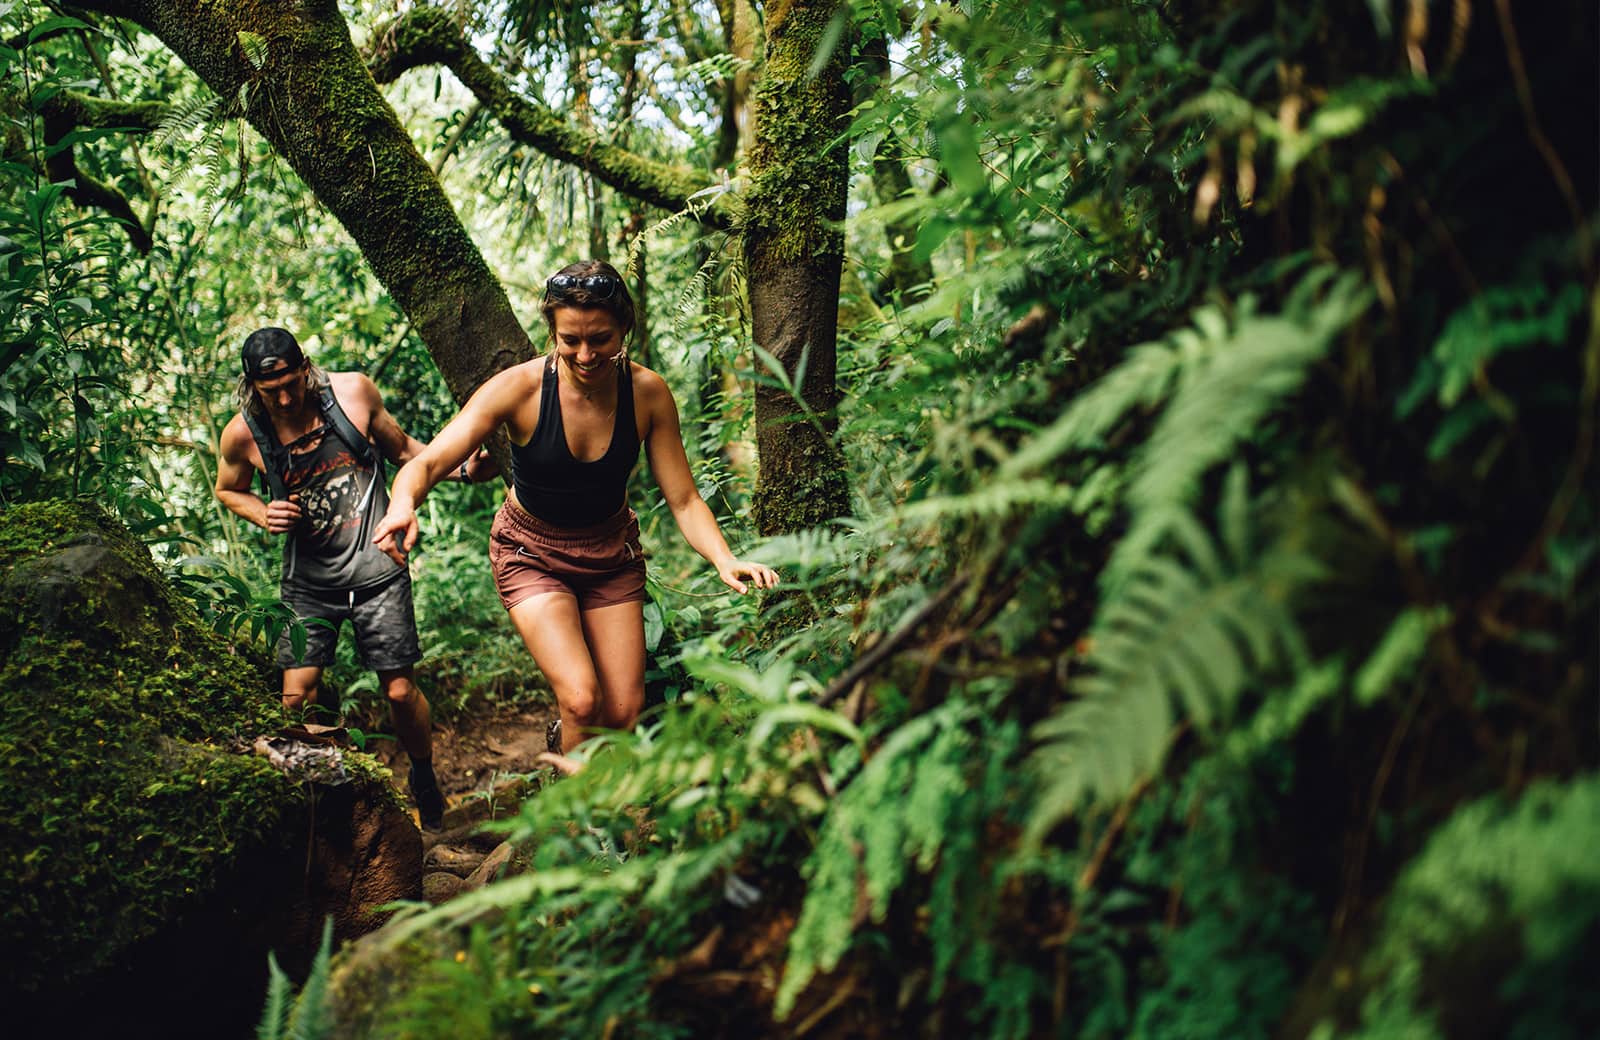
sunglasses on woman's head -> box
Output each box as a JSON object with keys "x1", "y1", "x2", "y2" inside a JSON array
[{"x1": 545, "y1": 272, "x2": 620, "y2": 301}]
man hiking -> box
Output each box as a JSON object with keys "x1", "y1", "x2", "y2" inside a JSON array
[{"x1": 214, "y1": 327, "x2": 479, "y2": 830}]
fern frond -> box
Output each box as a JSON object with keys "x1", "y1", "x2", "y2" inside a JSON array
[
  {"x1": 1346, "y1": 773, "x2": 1600, "y2": 1038},
  {"x1": 1283, "y1": 77, "x2": 1434, "y2": 168},
  {"x1": 1001, "y1": 269, "x2": 1369, "y2": 515},
  {"x1": 1104, "y1": 270, "x2": 1370, "y2": 590},
  {"x1": 287, "y1": 918, "x2": 334, "y2": 1040},
  {"x1": 777, "y1": 701, "x2": 978, "y2": 1019},
  {"x1": 671, "y1": 250, "x2": 722, "y2": 338},
  {"x1": 752, "y1": 524, "x2": 861, "y2": 573},
  {"x1": 1222, "y1": 657, "x2": 1345, "y2": 762},
  {"x1": 641, "y1": 829, "x2": 759, "y2": 910},
  {"x1": 1167, "y1": 88, "x2": 1274, "y2": 137},
  {"x1": 1407, "y1": 278, "x2": 1587, "y2": 412},
  {"x1": 998, "y1": 335, "x2": 1180, "y2": 472},
  {"x1": 1353, "y1": 606, "x2": 1447, "y2": 705},
  {"x1": 381, "y1": 870, "x2": 586, "y2": 948},
  {"x1": 682, "y1": 51, "x2": 758, "y2": 87},
  {"x1": 237, "y1": 30, "x2": 268, "y2": 72},
  {"x1": 199, "y1": 129, "x2": 232, "y2": 200},
  {"x1": 624, "y1": 206, "x2": 694, "y2": 280},
  {"x1": 1026, "y1": 475, "x2": 1318, "y2": 843},
  {"x1": 149, "y1": 92, "x2": 221, "y2": 151},
  {"x1": 255, "y1": 951, "x2": 293, "y2": 1040},
  {"x1": 899, "y1": 477, "x2": 1076, "y2": 524}
]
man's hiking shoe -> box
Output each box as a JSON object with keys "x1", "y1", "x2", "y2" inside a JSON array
[
  {"x1": 409, "y1": 764, "x2": 445, "y2": 832},
  {"x1": 545, "y1": 717, "x2": 562, "y2": 755}
]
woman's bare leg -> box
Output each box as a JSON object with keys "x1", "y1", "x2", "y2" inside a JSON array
[
  {"x1": 580, "y1": 600, "x2": 646, "y2": 732},
  {"x1": 505, "y1": 593, "x2": 646, "y2": 751},
  {"x1": 507, "y1": 591, "x2": 601, "y2": 751}
]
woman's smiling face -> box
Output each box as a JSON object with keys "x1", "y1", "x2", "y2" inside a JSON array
[{"x1": 551, "y1": 307, "x2": 625, "y2": 386}]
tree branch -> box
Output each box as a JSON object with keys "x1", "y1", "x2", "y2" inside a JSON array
[
  {"x1": 44, "y1": 88, "x2": 165, "y2": 131},
  {"x1": 73, "y1": 0, "x2": 538, "y2": 410},
  {"x1": 367, "y1": 6, "x2": 731, "y2": 229},
  {"x1": 2, "y1": 88, "x2": 167, "y2": 252},
  {"x1": 815, "y1": 577, "x2": 969, "y2": 709}
]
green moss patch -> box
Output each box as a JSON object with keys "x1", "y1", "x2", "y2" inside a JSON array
[{"x1": 0, "y1": 500, "x2": 293, "y2": 994}]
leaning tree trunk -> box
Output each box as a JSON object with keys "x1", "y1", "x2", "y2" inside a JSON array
[
  {"x1": 76, "y1": 0, "x2": 533, "y2": 403},
  {"x1": 743, "y1": 0, "x2": 852, "y2": 535}
]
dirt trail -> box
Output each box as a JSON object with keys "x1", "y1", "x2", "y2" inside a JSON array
[
  {"x1": 373, "y1": 703, "x2": 559, "y2": 901},
  {"x1": 371, "y1": 701, "x2": 557, "y2": 835}
]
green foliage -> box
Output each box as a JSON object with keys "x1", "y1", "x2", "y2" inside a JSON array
[
  {"x1": 257, "y1": 950, "x2": 294, "y2": 1040},
  {"x1": 290, "y1": 918, "x2": 337, "y2": 1040},
  {"x1": 1352, "y1": 606, "x2": 1446, "y2": 706},
  {"x1": 257, "y1": 919, "x2": 336, "y2": 1040},
  {"x1": 777, "y1": 701, "x2": 1027, "y2": 1023},
  {"x1": 0, "y1": 17, "x2": 132, "y2": 502},
  {"x1": 1028, "y1": 466, "x2": 1321, "y2": 840},
  {"x1": 4, "y1": 0, "x2": 1595, "y2": 1037},
  {"x1": 369, "y1": 690, "x2": 830, "y2": 1038},
  {"x1": 1108, "y1": 759, "x2": 1321, "y2": 1040},
  {"x1": 1407, "y1": 279, "x2": 1587, "y2": 413},
  {"x1": 1326, "y1": 774, "x2": 1600, "y2": 1040},
  {"x1": 168, "y1": 553, "x2": 310, "y2": 658}
]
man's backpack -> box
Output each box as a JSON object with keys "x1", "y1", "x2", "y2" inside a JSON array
[{"x1": 243, "y1": 383, "x2": 375, "y2": 501}]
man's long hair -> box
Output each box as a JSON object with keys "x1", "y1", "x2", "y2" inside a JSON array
[{"x1": 235, "y1": 362, "x2": 332, "y2": 421}]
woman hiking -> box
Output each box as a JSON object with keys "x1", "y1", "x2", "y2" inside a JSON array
[{"x1": 372, "y1": 260, "x2": 778, "y2": 754}]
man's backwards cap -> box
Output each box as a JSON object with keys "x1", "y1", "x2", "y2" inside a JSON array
[{"x1": 241, "y1": 327, "x2": 306, "y2": 380}]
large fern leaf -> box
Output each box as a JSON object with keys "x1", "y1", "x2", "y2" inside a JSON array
[
  {"x1": 1026, "y1": 468, "x2": 1319, "y2": 843},
  {"x1": 254, "y1": 951, "x2": 293, "y2": 1040},
  {"x1": 1000, "y1": 271, "x2": 1369, "y2": 569},
  {"x1": 1105, "y1": 269, "x2": 1370, "y2": 590}
]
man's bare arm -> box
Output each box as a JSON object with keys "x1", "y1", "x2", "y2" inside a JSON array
[
  {"x1": 214, "y1": 417, "x2": 300, "y2": 533},
  {"x1": 353, "y1": 373, "x2": 426, "y2": 465}
]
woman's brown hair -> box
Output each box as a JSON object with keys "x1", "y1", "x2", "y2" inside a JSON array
[{"x1": 538, "y1": 259, "x2": 635, "y2": 344}]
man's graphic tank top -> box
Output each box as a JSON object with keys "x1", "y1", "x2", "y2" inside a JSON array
[{"x1": 279, "y1": 423, "x2": 403, "y2": 594}]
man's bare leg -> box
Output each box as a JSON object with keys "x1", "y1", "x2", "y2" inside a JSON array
[
  {"x1": 378, "y1": 666, "x2": 432, "y2": 760},
  {"x1": 282, "y1": 666, "x2": 323, "y2": 713},
  {"x1": 380, "y1": 666, "x2": 442, "y2": 830}
]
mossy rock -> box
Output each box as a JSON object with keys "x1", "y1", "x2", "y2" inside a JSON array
[
  {"x1": 0, "y1": 499, "x2": 417, "y2": 1025},
  {"x1": 326, "y1": 919, "x2": 461, "y2": 1039}
]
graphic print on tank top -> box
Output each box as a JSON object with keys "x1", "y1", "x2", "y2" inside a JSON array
[
  {"x1": 284, "y1": 425, "x2": 368, "y2": 538},
  {"x1": 280, "y1": 424, "x2": 401, "y2": 592}
]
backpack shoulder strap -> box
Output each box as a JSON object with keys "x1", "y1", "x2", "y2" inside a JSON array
[
  {"x1": 317, "y1": 384, "x2": 376, "y2": 468},
  {"x1": 241, "y1": 408, "x2": 291, "y2": 502}
]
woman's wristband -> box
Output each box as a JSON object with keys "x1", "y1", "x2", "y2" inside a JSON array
[{"x1": 458, "y1": 460, "x2": 471, "y2": 483}]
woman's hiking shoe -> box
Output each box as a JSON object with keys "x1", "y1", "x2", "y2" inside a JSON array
[
  {"x1": 545, "y1": 717, "x2": 562, "y2": 755},
  {"x1": 409, "y1": 763, "x2": 445, "y2": 832}
]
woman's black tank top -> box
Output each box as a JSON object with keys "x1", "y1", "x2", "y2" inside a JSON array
[{"x1": 510, "y1": 358, "x2": 640, "y2": 528}]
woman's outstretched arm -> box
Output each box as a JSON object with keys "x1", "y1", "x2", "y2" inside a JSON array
[
  {"x1": 374, "y1": 366, "x2": 527, "y2": 564},
  {"x1": 639, "y1": 368, "x2": 778, "y2": 594}
]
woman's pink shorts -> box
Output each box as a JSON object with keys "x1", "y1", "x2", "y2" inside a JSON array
[{"x1": 488, "y1": 497, "x2": 647, "y2": 612}]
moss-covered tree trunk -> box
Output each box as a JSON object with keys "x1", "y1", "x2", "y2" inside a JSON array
[
  {"x1": 743, "y1": 0, "x2": 852, "y2": 535},
  {"x1": 76, "y1": 0, "x2": 532, "y2": 403}
]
